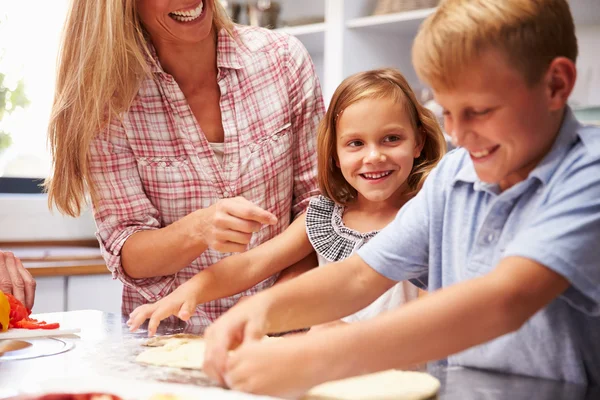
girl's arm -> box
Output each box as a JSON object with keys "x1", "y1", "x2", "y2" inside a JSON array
[
  {"x1": 273, "y1": 251, "x2": 318, "y2": 286},
  {"x1": 127, "y1": 213, "x2": 314, "y2": 335}
]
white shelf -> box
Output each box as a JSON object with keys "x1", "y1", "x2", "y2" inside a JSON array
[
  {"x1": 346, "y1": 8, "x2": 436, "y2": 35},
  {"x1": 274, "y1": 23, "x2": 326, "y2": 54}
]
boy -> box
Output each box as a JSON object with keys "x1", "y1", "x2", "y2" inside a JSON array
[{"x1": 200, "y1": 0, "x2": 600, "y2": 397}]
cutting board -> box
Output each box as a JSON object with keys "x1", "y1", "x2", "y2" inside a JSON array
[{"x1": 0, "y1": 327, "x2": 80, "y2": 340}]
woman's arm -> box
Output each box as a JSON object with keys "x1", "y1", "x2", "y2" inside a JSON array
[
  {"x1": 127, "y1": 214, "x2": 314, "y2": 335},
  {"x1": 121, "y1": 197, "x2": 277, "y2": 279},
  {"x1": 91, "y1": 120, "x2": 277, "y2": 281}
]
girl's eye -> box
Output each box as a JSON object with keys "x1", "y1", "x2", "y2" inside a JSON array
[
  {"x1": 384, "y1": 135, "x2": 402, "y2": 143},
  {"x1": 347, "y1": 140, "x2": 363, "y2": 147}
]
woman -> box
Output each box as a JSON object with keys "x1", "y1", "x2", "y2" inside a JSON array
[{"x1": 46, "y1": 0, "x2": 324, "y2": 327}]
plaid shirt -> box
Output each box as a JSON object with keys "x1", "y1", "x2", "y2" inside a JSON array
[{"x1": 90, "y1": 25, "x2": 324, "y2": 326}]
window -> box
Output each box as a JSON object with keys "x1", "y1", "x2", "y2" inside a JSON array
[{"x1": 0, "y1": 1, "x2": 69, "y2": 183}]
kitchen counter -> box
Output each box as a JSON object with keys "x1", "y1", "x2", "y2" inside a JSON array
[
  {"x1": 2, "y1": 244, "x2": 108, "y2": 277},
  {"x1": 0, "y1": 310, "x2": 597, "y2": 399}
]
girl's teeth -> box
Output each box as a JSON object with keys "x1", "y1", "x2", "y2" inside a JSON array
[{"x1": 362, "y1": 171, "x2": 392, "y2": 179}]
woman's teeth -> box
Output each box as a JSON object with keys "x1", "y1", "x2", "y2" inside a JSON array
[
  {"x1": 170, "y1": 2, "x2": 203, "y2": 22},
  {"x1": 361, "y1": 171, "x2": 392, "y2": 180}
]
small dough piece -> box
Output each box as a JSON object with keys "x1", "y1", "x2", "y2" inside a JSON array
[
  {"x1": 136, "y1": 335, "x2": 206, "y2": 369},
  {"x1": 303, "y1": 370, "x2": 440, "y2": 400}
]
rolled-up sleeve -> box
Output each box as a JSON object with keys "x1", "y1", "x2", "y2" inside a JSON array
[
  {"x1": 285, "y1": 35, "x2": 324, "y2": 218},
  {"x1": 89, "y1": 118, "x2": 176, "y2": 302}
]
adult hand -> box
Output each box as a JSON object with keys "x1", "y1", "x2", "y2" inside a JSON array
[
  {"x1": 202, "y1": 298, "x2": 269, "y2": 385},
  {"x1": 197, "y1": 197, "x2": 278, "y2": 253},
  {"x1": 0, "y1": 251, "x2": 36, "y2": 310}
]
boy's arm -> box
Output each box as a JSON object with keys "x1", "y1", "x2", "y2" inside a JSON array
[
  {"x1": 127, "y1": 214, "x2": 314, "y2": 335},
  {"x1": 222, "y1": 256, "x2": 569, "y2": 394},
  {"x1": 326, "y1": 256, "x2": 569, "y2": 378}
]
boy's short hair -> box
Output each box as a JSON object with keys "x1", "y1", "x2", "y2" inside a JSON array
[
  {"x1": 317, "y1": 68, "x2": 446, "y2": 205},
  {"x1": 412, "y1": 0, "x2": 578, "y2": 90}
]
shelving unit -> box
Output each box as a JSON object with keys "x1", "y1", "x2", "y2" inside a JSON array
[
  {"x1": 346, "y1": 8, "x2": 435, "y2": 35},
  {"x1": 262, "y1": 0, "x2": 600, "y2": 105},
  {"x1": 274, "y1": 22, "x2": 325, "y2": 54}
]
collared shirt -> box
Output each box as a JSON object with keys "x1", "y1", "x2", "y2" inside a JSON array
[
  {"x1": 358, "y1": 108, "x2": 600, "y2": 385},
  {"x1": 89, "y1": 25, "x2": 324, "y2": 326}
]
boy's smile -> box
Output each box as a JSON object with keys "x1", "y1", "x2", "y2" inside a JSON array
[{"x1": 435, "y1": 49, "x2": 567, "y2": 191}]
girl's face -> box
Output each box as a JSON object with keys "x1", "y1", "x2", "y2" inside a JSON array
[
  {"x1": 137, "y1": 0, "x2": 214, "y2": 45},
  {"x1": 335, "y1": 97, "x2": 423, "y2": 205}
]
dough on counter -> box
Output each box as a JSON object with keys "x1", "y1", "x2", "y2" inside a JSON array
[
  {"x1": 303, "y1": 370, "x2": 440, "y2": 400},
  {"x1": 136, "y1": 334, "x2": 206, "y2": 369},
  {"x1": 136, "y1": 334, "x2": 283, "y2": 370}
]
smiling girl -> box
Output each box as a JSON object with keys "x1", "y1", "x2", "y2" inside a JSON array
[{"x1": 127, "y1": 68, "x2": 446, "y2": 335}]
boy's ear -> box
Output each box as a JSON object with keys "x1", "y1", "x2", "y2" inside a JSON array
[{"x1": 545, "y1": 57, "x2": 577, "y2": 112}]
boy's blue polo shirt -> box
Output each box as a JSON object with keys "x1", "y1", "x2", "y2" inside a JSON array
[{"x1": 358, "y1": 108, "x2": 600, "y2": 385}]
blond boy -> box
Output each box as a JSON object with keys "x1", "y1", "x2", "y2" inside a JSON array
[{"x1": 200, "y1": 0, "x2": 600, "y2": 396}]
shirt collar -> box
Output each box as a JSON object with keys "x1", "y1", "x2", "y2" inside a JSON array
[
  {"x1": 145, "y1": 27, "x2": 243, "y2": 75},
  {"x1": 452, "y1": 106, "x2": 581, "y2": 190}
]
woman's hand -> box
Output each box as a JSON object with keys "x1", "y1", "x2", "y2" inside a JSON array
[
  {"x1": 224, "y1": 334, "x2": 327, "y2": 398},
  {"x1": 0, "y1": 251, "x2": 36, "y2": 310},
  {"x1": 127, "y1": 280, "x2": 201, "y2": 336},
  {"x1": 195, "y1": 196, "x2": 278, "y2": 253}
]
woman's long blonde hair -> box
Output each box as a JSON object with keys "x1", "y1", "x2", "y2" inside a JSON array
[
  {"x1": 46, "y1": 0, "x2": 233, "y2": 217},
  {"x1": 317, "y1": 68, "x2": 446, "y2": 205}
]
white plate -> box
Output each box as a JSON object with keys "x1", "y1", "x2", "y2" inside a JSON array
[{"x1": 0, "y1": 327, "x2": 80, "y2": 340}]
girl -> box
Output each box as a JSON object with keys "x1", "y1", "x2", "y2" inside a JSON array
[{"x1": 127, "y1": 68, "x2": 446, "y2": 336}]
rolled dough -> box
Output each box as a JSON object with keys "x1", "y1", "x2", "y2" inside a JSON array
[
  {"x1": 303, "y1": 370, "x2": 440, "y2": 400},
  {"x1": 136, "y1": 334, "x2": 206, "y2": 369}
]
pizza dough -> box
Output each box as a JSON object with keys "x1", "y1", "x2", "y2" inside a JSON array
[
  {"x1": 136, "y1": 334, "x2": 207, "y2": 369},
  {"x1": 136, "y1": 336, "x2": 440, "y2": 400},
  {"x1": 303, "y1": 370, "x2": 440, "y2": 400}
]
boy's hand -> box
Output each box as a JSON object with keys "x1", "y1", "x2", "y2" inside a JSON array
[
  {"x1": 127, "y1": 283, "x2": 199, "y2": 336},
  {"x1": 224, "y1": 334, "x2": 326, "y2": 398},
  {"x1": 202, "y1": 298, "x2": 268, "y2": 386}
]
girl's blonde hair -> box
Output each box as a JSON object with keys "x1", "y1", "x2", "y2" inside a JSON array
[
  {"x1": 317, "y1": 68, "x2": 446, "y2": 205},
  {"x1": 46, "y1": 0, "x2": 233, "y2": 217}
]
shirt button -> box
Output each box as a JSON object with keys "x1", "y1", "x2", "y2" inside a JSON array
[
  {"x1": 486, "y1": 233, "x2": 496, "y2": 243},
  {"x1": 223, "y1": 191, "x2": 230, "y2": 198}
]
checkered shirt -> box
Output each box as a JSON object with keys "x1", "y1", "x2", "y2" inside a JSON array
[{"x1": 89, "y1": 25, "x2": 324, "y2": 327}]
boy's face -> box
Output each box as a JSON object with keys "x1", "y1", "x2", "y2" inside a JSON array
[{"x1": 434, "y1": 49, "x2": 562, "y2": 191}]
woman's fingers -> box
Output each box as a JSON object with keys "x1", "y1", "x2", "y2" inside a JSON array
[{"x1": 225, "y1": 197, "x2": 277, "y2": 226}]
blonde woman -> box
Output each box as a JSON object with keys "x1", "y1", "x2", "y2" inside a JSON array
[{"x1": 46, "y1": 0, "x2": 324, "y2": 326}]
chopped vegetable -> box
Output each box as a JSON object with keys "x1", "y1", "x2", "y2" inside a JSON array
[{"x1": 0, "y1": 290, "x2": 60, "y2": 330}]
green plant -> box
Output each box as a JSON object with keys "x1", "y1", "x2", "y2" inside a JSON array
[{"x1": 0, "y1": 16, "x2": 30, "y2": 152}]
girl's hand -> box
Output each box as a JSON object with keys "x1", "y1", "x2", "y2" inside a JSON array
[
  {"x1": 126, "y1": 282, "x2": 200, "y2": 336},
  {"x1": 195, "y1": 197, "x2": 278, "y2": 253},
  {"x1": 224, "y1": 335, "x2": 327, "y2": 398},
  {"x1": 202, "y1": 298, "x2": 269, "y2": 386}
]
